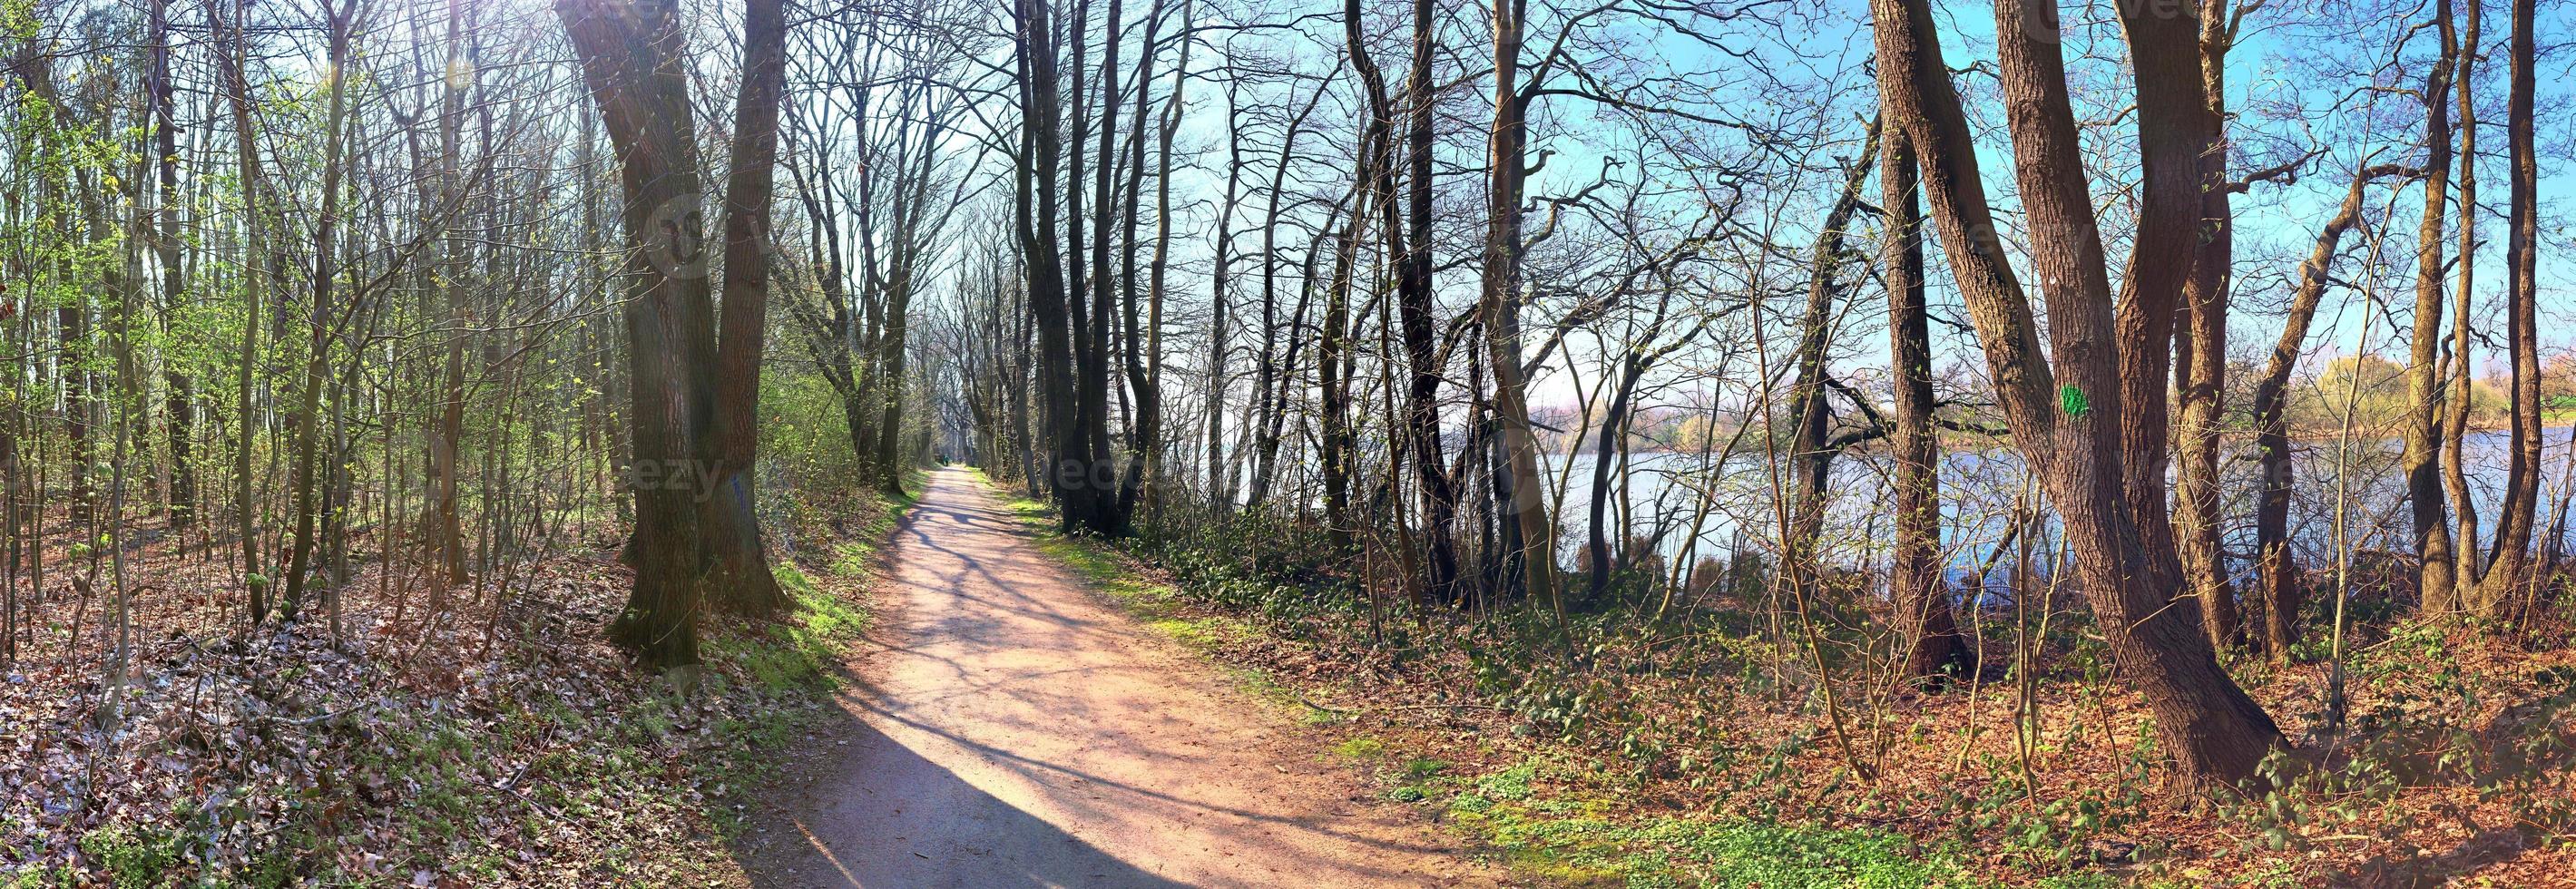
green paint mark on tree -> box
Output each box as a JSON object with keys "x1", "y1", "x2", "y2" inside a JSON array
[{"x1": 2061, "y1": 385, "x2": 2091, "y2": 418}]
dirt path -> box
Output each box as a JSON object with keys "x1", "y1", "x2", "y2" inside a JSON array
[{"x1": 737, "y1": 468, "x2": 1496, "y2": 888}]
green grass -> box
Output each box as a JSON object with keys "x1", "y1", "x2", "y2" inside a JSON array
[
  {"x1": 1420, "y1": 756, "x2": 1983, "y2": 888},
  {"x1": 1333, "y1": 736, "x2": 1389, "y2": 760},
  {"x1": 75, "y1": 825, "x2": 184, "y2": 889}
]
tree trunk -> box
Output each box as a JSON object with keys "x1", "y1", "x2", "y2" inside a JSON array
[
  {"x1": 149, "y1": 0, "x2": 193, "y2": 532},
  {"x1": 1073, "y1": 0, "x2": 1128, "y2": 537},
  {"x1": 704, "y1": 0, "x2": 791, "y2": 615},
  {"x1": 1205, "y1": 89, "x2": 1241, "y2": 513},
  {"x1": 1782, "y1": 120, "x2": 1879, "y2": 619},
  {"x1": 2251, "y1": 164, "x2": 2405, "y2": 659},
  {"x1": 2443, "y1": 0, "x2": 2482, "y2": 601},
  {"x1": 282, "y1": 0, "x2": 355, "y2": 620},
  {"x1": 1869, "y1": 0, "x2": 2283, "y2": 790},
  {"x1": 213, "y1": 0, "x2": 266, "y2": 617},
  {"x1": 2404, "y1": 0, "x2": 2460, "y2": 614},
  {"x1": 2174, "y1": 5, "x2": 2238, "y2": 651},
  {"x1": 557, "y1": 0, "x2": 724, "y2": 667},
  {"x1": 2479, "y1": 0, "x2": 2540, "y2": 614},
  {"x1": 1012, "y1": 0, "x2": 1094, "y2": 538},
  {"x1": 1398, "y1": 0, "x2": 1460, "y2": 602},
  {"x1": 1484, "y1": 0, "x2": 1558, "y2": 616},
  {"x1": 1318, "y1": 193, "x2": 1361, "y2": 553},
  {"x1": 1882, "y1": 126, "x2": 1965, "y2": 684},
  {"x1": 431, "y1": 0, "x2": 472, "y2": 588},
  {"x1": 1586, "y1": 355, "x2": 1643, "y2": 605}
]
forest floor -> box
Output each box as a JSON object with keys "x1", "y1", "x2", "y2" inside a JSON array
[
  {"x1": 731, "y1": 466, "x2": 1498, "y2": 887},
  {"x1": 2, "y1": 487, "x2": 913, "y2": 886}
]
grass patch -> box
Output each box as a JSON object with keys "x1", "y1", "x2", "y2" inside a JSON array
[
  {"x1": 1401, "y1": 754, "x2": 1989, "y2": 887},
  {"x1": 1334, "y1": 736, "x2": 1389, "y2": 760},
  {"x1": 1467, "y1": 809, "x2": 1975, "y2": 888},
  {"x1": 75, "y1": 825, "x2": 185, "y2": 889}
]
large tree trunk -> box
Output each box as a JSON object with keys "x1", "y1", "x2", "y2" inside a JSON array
[
  {"x1": 558, "y1": 0, "x2": 726, "y2": 666},
  {"x1": 1011, "y1": 0, "x2": 1095, "y2": 538},
  {"x1": 1882, "y1": 126, "x2": 1965, "y2": 684},
  {"x1": 1868, "y1": 0, "x2": 2282, "y2": 790},
  {"x1": 2173, "y1": 4, "x2": 2238, "y2": 651},
  {"x1": 1398, "y1": 0, "x2": 1461, "y2": 603},
  {"x1": 1072, "y1": 0, "x2": 1128, "y2": 537},
  {"x1": 1128, "y1": 1, "x2": 1191, "y2": 522},
  {"x1": 703, "y1": 0, "x2": 790, "y2": 615},
  {"x1": 2403, "y1": 0, "x2": 2461, "y2": 614},
  {"x1": 1114, "y1": 0, "x2": 1176, "y2": 522}
]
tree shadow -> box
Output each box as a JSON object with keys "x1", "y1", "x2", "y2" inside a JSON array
[
  {"x1": 730, "y1": 695, "x2": 1199, "y2": 888},
  {"x1": 2308, "y1": 675, "x2": 2576, "y2": 886},
  {"x1": 728, "y1": 468, "x2": 1471, "y2": 886},
  {"x1": 2324, "y1": 826, "x2": 2532, "y2": 889}
]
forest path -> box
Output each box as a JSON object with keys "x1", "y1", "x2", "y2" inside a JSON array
[{"x1": 736, "y1": 467, "x2": 1496, "y2": 888}]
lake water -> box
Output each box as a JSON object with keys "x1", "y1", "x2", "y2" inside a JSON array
[{"x1": 1539, "y1": 426, "x2": 2576, "y2": 596}]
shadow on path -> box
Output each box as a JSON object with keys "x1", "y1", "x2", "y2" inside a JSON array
[{"x1": 730, "y1": 468, "x2": 1491, "y2": 888}]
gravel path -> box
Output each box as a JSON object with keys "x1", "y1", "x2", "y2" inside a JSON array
[{"x1": 739, "y1": 467, "x2": 1496, "y2": 888}]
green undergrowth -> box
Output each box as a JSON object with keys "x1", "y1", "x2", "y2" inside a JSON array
[
  {"x1": 704, "y1": 552, "x2": 874, "y2": 693},
  {"x1": 695, "y1": 479, "x2": 917, "y2": 796},
  {"x1": 1326, "y1": 738, "x2": 2021, "y2": 889}
]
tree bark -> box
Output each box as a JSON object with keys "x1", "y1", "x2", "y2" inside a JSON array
[
  {"x1": 1782, "y1": 120, "x2": 1879, "y2": 619},
  {"x1": 211, "y1": 0, "x2": 266, "y2": 620},
  {"x1": 2442, "y1": 0, "x2": 2482, "y2": 601},
  {"x1": 1484, "y1": 0, "x2": 1559, "y2": 616},
  {"x1": 2174, "y1": 2, "x2": 2238, "y2": 651},
  {"x1": 1398, "y1": 0, "x2": 1461, "y2": 603},
  {"x1": 2479, "y1": 0, "x2": 2539, "y2": 614},
  {"x1": 2404, "y1": 0, "x2": 2461, "y2": 614},
  {"x1": 1011, "y1": 0, "x2": 1099, "y2": 538},
  {"x1": 1882, "y1": 126, "x2": 1965, "y2": 684},
  {"x1": 148, "y1": 0, "x2": 194, "y2": 532},
  {"x1": 704, "y1": 0, "x2": 791, "y2": 615},
  {"x1": 1868, "y1": 0, "x2": 2283, "y2": 789},
  {"x1": 2250, "y1": 163, "x2": 2407, "y2": 659},
  {"x1": 558, "y1": 0, "x2": 724, "y2": 666},
  {"x1": 282, "y1": 0, "x2": 355, "y2": 620}
]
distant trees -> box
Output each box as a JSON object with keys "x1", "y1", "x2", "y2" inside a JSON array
[
  {"x1": 24, "y1": 0, "x2": 2566, "y2": 800},
  {"x1": 933, "y1": 0, "x2": 2576, "y2": 792}
]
